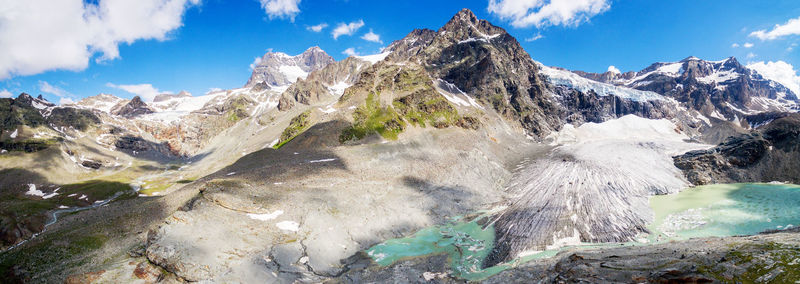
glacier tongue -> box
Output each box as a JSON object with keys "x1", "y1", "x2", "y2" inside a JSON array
[{"x1": 487, "y1": 115, "x2": 710, "y2": 265}]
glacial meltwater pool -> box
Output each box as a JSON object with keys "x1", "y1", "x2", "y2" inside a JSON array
[
  {"x1": 648, "y1": 183, "x2": 800, "y2": 241},
  {"x1": 365, "y1": 183, "x2": 800, "y2": 280}
]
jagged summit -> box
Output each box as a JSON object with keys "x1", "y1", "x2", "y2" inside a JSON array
[
  {"x1": 245, "y1": 46, "x2": 335, "y2": 88},
  {"x1": 437, "y1": 8, "x2": 510, "y2": 45},
  {"x1": 112, "y1": 96, "x2": 154, "y2": 117}
]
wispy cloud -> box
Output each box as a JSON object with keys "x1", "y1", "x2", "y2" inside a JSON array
[
  {"x1": 488, "y1": 0, "x2": 610, "y2": 28},
  {"x1": 307, "y1": 23, "x2": 328, "y2": 32},
  {"x1": 39, "y1": 81, "x2": 76, "y2": 105},
  {"x1": 332, "y1": 20, "x2": 365, "y2": 40},
  {"x1": 750, "y1": 16, "x2": 800, "y2": 41},
  {"x1": 0, "y1": 90, "x2": 13, "y2": 98},
  {"x1": 342, "y1": 48, "x2": 358, "y2": 57},
  {"x1": 259, "y1": 0, "x2": 301, "y2": 21},
  {"x1": 361, "y1": 29, "x2": 382, "y2": 43},
  {"x1": 525, "y1": 33, "x2": 544, "y2": 42},
  {"x1": 106, "y1": 82, "x2": 165, "y2": 102},
  {"x1": 731, "y1": 43, "x2": 740, "y2": 48},
  {"x1": 249, "y1": 56, "x2": 263, "y2": 71},
  {"x1": 743, "y1": 42, "x2": 754, "y2": 48}
]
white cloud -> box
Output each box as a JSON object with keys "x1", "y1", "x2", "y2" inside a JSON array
[
  {"x1": 750, "y1": 16, "x2": 800, "y2": 41},
  {"x1": 361, "y1": 29, "x2": 382, "y2": 44},
  {"x1": 743, "y1": 42, "x2": 754, "y2": 48},
  {"x1": 488, "y1": 0, "x2": 610, "y2": 28},
  {"x1": 525, "y1": 34, "x2": 544, "y2": 42},
  {"x1": 0, "y1": 0, "x2": 200, "y2": 80},
  {"x1": 788, "y1": 43, "x2": 798, "y2": 52},
  {"x1": 39, "y1": 81, "x2": 78, "y2": 104},
  {"x1": 259, "y1": 0, "x2": 301, "y2": 21},
  {"x1": 307, "y1": 23, "x2": 328, "y2": 32},
  {"x1": 59, "y1": 98, "x2": 76, "y2": 105},
  {"x1": 747, "y1": 61, "x2": 800, "y2": 96},
  {"x1": 747, "y1": 52, "x2": 756, "y2": 59},
  {"x1": 0, "y1": 90, "x2": 13, "y2": 98},
  {"x1": 332, "y1": 20, "x2": 365, "y2": 40},
  {"x1": 731, "y1": 43, "x2": 740, "y2": 48},
  {"x1": 342, "y1": 48, "x2": 358, "y2": 57},
  {"x1": 607, "y1": 65, "x2": 620, "y2": 74},
  {"x1": 106, "y1": 83, "x2": 164, "y2": 102},
  {"x1": 249, "y1": 56, "x2": 263, "y2": 71},
  {"x1": 39, "y1": 81, "x2": 72, "y2": 98}
]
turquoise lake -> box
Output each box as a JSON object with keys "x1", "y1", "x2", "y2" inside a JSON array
[{"x1": 365, "y1": 183, "x2": 800, "y2": 280}]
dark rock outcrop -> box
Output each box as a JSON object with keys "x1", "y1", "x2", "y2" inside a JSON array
[
  {"x1": 674, "y1": 113, "x2": 800, "y2": 184},
  {"x1": 112, "y1": 96, "x2": 154, "y2": 117},
  {"x1": 0, "y1": 94, "x2": 46, "y2": 133},
  {"x1": 46, "y1": 107, "x2": 101, "y2": 131}
]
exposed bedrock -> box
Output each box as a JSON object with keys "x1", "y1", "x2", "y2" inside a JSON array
[{"x1": 674, "y1": 113, "x2": 800, "y2": 185}]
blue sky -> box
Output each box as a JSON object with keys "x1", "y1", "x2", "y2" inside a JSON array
[{"x1": 1, "y1": 0, "x2": 799, "y2": 103}]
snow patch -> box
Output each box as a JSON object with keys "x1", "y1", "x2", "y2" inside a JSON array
[
  {"x1": 9, "y1": 129, "x2": 17, "y2": 139},
  {"x1": 247, "y1": 210, "x2": 284, "y2": 221},
  {"x1": 355, "y1": 52, "x2": 390, "y2": 64},
  {"x1": 276, "y1": 221, "x2": 300, "y2": 232},
  {"x1": 279, "y1": 65, "x2": 309, "y2": 84},
  {"x1": 433, "y1": 79, "x2": 484, "y2": 109},
  {"x1": 25, "y1": 184, "x2": 44, "y2": 197},
  {"x1": 308, "y1": 158, "x2": 337, "y2": 163}
]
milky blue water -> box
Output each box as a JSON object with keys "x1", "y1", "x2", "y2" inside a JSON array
[{"x1": 365, "y1": 183, "x2": 800, "y2": 280}]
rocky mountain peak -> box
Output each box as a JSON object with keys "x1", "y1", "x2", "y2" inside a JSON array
[
  {"x1": 245, "y1": 46, "x2": 335, "y2": 88},
  {"x1": 112, "y1": 96, "x2": 154, "y2": 117},
  {"x1": 16, "y1": 93, "x2": 34, "y2": 104},
  {"x1": 438, "y1": 8, "x2": 507, "y2": 44}
]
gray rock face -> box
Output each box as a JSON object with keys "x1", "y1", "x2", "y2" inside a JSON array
[
  {"x1": 277, "y1": 57, "x2": 370, "y2": 111},
  {"x1": 553, "y1": 86, "x2": 673, "y2": 125},
  {"x1": 245, "y1": 46, "x2": 335, "y2": 88},
  {"x1": 674, "y1": 113, "x2": 800, "y2": 185}
]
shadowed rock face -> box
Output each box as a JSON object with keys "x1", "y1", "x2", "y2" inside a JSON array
[{"x1": 674, "y1": 113, "x2": 800, "y2": 185}]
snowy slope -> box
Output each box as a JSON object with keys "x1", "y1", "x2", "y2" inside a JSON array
[{"x1": 537, "y1": 62, "x2": 665, "y2": 102}]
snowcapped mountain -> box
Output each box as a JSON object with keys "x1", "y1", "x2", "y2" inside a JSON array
[
  {"x1": 574, "y1": 56, "x2": 799, "y2": 121},
  {"x1": 245, "y1": 46, "x2": 335, "y2": 89},
  {"x1": 75, "y1": 94, "x2": 128, "y2": 113}
]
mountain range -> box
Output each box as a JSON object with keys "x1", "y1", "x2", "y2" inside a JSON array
[{"x1": 1, "y1": 8, "x2": 799, "y2": 283}]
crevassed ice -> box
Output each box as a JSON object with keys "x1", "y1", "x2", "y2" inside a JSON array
[{"x1": 537, "y1": 63, "x2": 665, "y2": 102}]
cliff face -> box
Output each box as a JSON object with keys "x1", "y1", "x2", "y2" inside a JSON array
[{"x1": 674, "y1": 113, "x2": 800, "y2": 185}]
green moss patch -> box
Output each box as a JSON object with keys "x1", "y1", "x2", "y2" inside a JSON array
[
  {"x1": 340, "y1": 92, "x2": 406, "y2": 142},
  {"x1": 273, "y1": 110, "x2": 312, "y2": 149}
]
